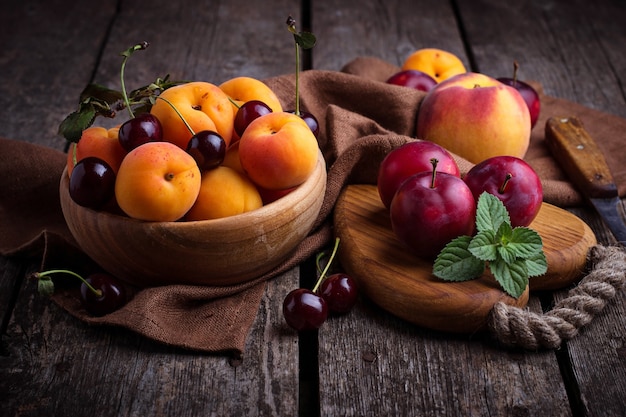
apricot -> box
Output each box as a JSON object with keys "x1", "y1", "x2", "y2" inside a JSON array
[
  {"x1": 66, "y1": 126, "x2": 127, "y2": 177},
  {"x1": 221, "y1": 141, "x2": 245, "y2": 175},
  {"x1": 185, "y1": 166, "x2": 263, "y2": 220},
  {"x1": 115, "y1": 142, "x2": 201, "y2": 222},
  {"x1": 219, "y1": 76, "x2": 283, "y2": 113},
  {"x1": 238, "y1": 112, "x2": 319, "y2": 190},
  {"x1": 402, "y1": 48, "x2": 466, "y2": 82},
  {"x1": 150, "y1": 81, "x2": 234, "y2": 150}
]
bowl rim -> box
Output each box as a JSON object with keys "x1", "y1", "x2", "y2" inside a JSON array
[{"x1": 61, "y1": 149, "x2": 327, "y2": 229}]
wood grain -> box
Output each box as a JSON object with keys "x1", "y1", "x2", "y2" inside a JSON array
[{"x1": 333, "y1": 184, "x2": 596, "y2": 333}]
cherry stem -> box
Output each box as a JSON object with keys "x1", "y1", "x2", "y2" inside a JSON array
[
  {"x1": 499, "y1": 173, "x2": 513, "y2": 194},
  {"x1": 312, "y1": 237, "x2": 341, "y2": 293},
  {"x1": 120, "y1": 42, "x2": 149, "y2": 119},
  {"x1": 513, "y1": 60, "x2": 519, "y2": 84},
  {"x1": 156, "y1": 96, "x2": 196, "y2": 136},
  {"x1": 429, "y1": 158, "x2": 439, "y2": 188},
  {"x1": 227, "y1": 96, "x2": 241, "y2": 109},
  {"x1": 287, "y1": 16, "x2": 301, "y2": 116},
  {"x1": 35, "y1": 269, "x2": 102, "y2": 297}
]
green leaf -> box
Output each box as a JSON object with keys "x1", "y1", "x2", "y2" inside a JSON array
[
  {"x1": 475, "y1": 192, "x2": 510, "y2": 233},
  {"x1": 37, "y1": 276, "x2": 55, "y2": 297},
  {"x1": 79, "y1": 83, "x2": 124, "y2": 105},
  {"x1": 57, "y1": 103, "x2": 97, "y2": 142},
  {"x1": 508, "y1": 227, "x2": 544, "y2": 258},
  {"x1": 468, "y1": 229, "x2": 498, "y2": 261},
  {"x1": 490, "y1": 258, "x2": 528, "y2": 298},
  {"x1": 294, "y1": 32, "x2": 316, "y2": 49},
  {"x1": 433, "y1": 235, "x2": 485, "y2": 281},
  {"x1": 525, "y1": 250, "x2": 548, "y2": 277}
]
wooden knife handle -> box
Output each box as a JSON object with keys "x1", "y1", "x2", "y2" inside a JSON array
[{"x1": 544, "y1": 116, "x2": 618, "y2": 199}]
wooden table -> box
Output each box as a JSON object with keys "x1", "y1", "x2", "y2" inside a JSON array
[{"x1": 2, "y1": 1, "x2": 625, "y2": 416}]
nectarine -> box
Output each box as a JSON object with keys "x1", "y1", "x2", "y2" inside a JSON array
[{"x1": 416, "y1": 72, "x2": 531, "y2": 164}]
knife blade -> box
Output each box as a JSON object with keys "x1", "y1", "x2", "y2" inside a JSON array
[{"x1": 545, "y1": 116, "x2": 626, "y2": 245}]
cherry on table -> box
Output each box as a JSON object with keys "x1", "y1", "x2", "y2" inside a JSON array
[
  {"x1": 118, "y1": 112, "x2": 163, "y2": 152},
  {"x1": 282, "y1": 288, "x2": 328, "y2": 331},
  {"x1": 186, "y1": 130, "x2": 226, "y2": 171},
  {"x1": 69, "y1": 156, "x2": 116, "y2": 209},
  {"x1": 319, "y1": 273, "x2": 358, "y2": 314}
]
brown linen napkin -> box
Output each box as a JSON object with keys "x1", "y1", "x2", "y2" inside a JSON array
[{"x1": 1, "y1": 56, "x2": 625, "y2": 355}]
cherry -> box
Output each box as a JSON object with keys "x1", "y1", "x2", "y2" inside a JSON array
[
  {"x1": 282, "y1": 288, "x2": 328, "y2": 331},
  {"x1": 69, "y1": 156, "x2": 116, "y2": 209},
  {"x1": 118, "y1": 112, "x2": 163, "y2": 152},
  {"x1": 282, "y1": 238, "x2": 357, "y2": 331},
  {"x1": 80, "y1": 273, "x2": 127, "y2": 316},
  {"x1": 33, "y1": 269, "x2": 127, "y2": 317},
  {"x1": 319, "y1": 273, "x2": 358, "y2": 314},
  {"x1": 287, "y1": 109, "x2": 320, "y2": 138},
  {"x1": 186, "y1": 130, "x2": 226, "y2": 170},
  {"x1": 234, "y1": 100, "x2": 272, "y2": 137}
]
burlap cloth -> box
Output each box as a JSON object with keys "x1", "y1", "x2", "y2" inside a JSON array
[{"x1": 1, "y1": 57, "x2": 625, "y2": 354}]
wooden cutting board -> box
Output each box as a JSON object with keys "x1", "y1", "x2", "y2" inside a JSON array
[{"x1": 333, "y1": 184, "x2": 597, "y2": 334}]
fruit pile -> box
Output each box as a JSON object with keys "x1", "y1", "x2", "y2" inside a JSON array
[{"x1": 65, "y1": 43, "x2": 320, "y2": 223}]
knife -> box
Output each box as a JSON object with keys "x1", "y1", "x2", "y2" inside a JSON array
[{"x1": 545, "y1": 116, "x2": 626, "y2": 245}]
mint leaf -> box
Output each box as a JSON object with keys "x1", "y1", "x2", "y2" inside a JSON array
[
  {"x1": 508, "y1": 227, "x2": 544, "y2": 257},
  {"x1": 525, "y1": 251, "x2": 548, "y2": 277},
  {"x1": 475, "y1": 192, "x2": 510, "y2": 233},
  {"x1": 433, "y1": 236, "x2": 485, "y2": 281},
  {"x1": 468, "y1": 229, "x2": 498, "y2": 261},
  {"x1": 490, "y1": 258, "x2": 528, "y2": 298}
]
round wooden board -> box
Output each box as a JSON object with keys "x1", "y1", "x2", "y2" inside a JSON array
[{"x1": 333, "y1": 184, "x2": 597, "y2": 334}]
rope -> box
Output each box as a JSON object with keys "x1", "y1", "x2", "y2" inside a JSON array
[{"x1": 487, "y1": 245, "x2": 626, "y2": 350}]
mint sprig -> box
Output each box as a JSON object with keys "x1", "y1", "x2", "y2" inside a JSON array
[{"x1": 433, "y1": 192, "x2": 547, "y2": 298}]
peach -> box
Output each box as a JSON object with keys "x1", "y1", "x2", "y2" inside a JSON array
[
  {"x1": 115, "y1": 141, "x2": 201, "y2": 221},
  {"x1": 402, "y1": 48, "x2": 466, "y2": 82},
  {"x1": 416, "y1": 72, "x2": 531, "y2": 164},
  {"x1": 67, "y1": 126, "x2": 127, "y2": 177},
  {"x1": 238, "y1": 111, "x2": 319, "y2": 190},
  {"x1": 150, "y1": 81, "x2": 234, "y2": 150},
  {"x1": 219, "y1": 76, "x2": 283, "y2": 113},
  {"x1": 185, "y1": 166, "x2": 263, "y2": 220}
]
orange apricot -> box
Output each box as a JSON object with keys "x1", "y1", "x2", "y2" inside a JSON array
[
  {"x1": 150, "y1": 81, "x2": 234, "y2": 150},
  {"x1": 66, "y1": 126, "x2": 127, "y2": 177},
  {"x1": 115, "y1": 141, "x2": 201, "y2": 221},
  {"x1": 402, "y1": 48, "x2": 466, "y2": 82},
  {"x1": 185, "y1": 166, "x2": 263, "y2": 220}
]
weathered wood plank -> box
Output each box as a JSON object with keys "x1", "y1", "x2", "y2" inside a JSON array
[
  {"x1": 0, "y1": 0, "x2": 303, "y2": 415},
  {"x1": 0, "y1": 267, "x2": 299, "y2": 417},
  {"x1": 0, "y1": 0, "x2": 118, "y2": 150},
  {"x1": 460, "y1": 0, "x2": 626, "y2": 414},
  {"x1": 312, "y1": 0, "x2": 468, "y2": 71}
]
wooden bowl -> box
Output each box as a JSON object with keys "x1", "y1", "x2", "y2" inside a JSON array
[{"x1": 60, "y1": 151, "x2": 326, "y2": 287}]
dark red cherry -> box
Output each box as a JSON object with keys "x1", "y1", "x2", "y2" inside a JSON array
[
  {"x1": 319, "y1": 273, "x2": 358, "y2": 314},
  {"x1": 234, "y1": 100, "x2": 273, "y2": 137},
  {"x1": 186, "y1": 130, "x2": 226, "y2": 170},
  {"x1": 80, "y1": 273, "x2": 127, "y2": 316},
  {"x1": 287, "y1": 110, "x2": 319, "y2": 138},
  {"x1": 69, "y1": 157, "x2": 116, "y2": 209},
  {"x1": 118, "y1": 112, "x2": 163, "y2": 151},
  {"x1": 282, "y1": 288, "x2": 328, "y2": 331}
]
